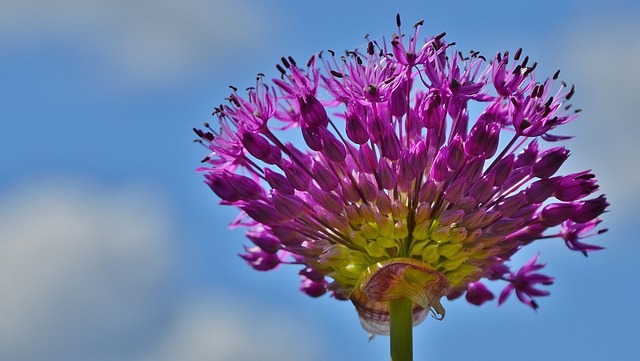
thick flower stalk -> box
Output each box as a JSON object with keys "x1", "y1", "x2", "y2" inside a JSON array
[{"x1": 194, "y1": 16, "x2": 608, "y2": 339}]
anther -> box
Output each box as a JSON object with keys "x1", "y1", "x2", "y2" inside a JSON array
[
  {"x1": 281, "y1": 57, "x2": 290, "y2": 68},
  {"x1": 553, "y1": 69, "x2": 561, "y2": 80},
  {"x1": 545, "y1": 97, "x2": 554, "y2": 108},
  {"x1": 514, "y1": 47, "x2": 522, "y2": 60},
  {"x1": 367, "y1": 41, "x2": 375, "y2": 55},
  {"x1": 523, "y1": 64, "x2": 536, "y2": 77},
  {"x1": 435, "y1": 32, "x2": 447, "y2": 41},
  {"x1": 512, "y1": 64, "x2": 522, "y2": 75},
  {"x1": 396, "y1": 13, "x2": 401, "y2": 27},
  {"x1": 288, "y1": 56, "x2": 297, "y2": 67},
  {"x1": 566, "y1": 85, "x2": 575, "y2": 100}
]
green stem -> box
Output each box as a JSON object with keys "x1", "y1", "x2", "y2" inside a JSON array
[{"x1": 389, "y1": 298, "x2": 413, "y2": 361}]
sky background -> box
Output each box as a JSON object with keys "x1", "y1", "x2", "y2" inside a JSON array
[{"x1": 1, "y1": 0, "x2": 639, "y2": 360}]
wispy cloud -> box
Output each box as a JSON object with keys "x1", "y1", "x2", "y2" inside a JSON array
[
  {"x1": 0, "y1": 0, "x2": 273, "y2": 86},
  {"x1": 131, "y1": 294, "x2": 323, "y2": 361},
  {"x1": 0, "y1": 176, "x2": 322, "y2": 361},
  {"x1": 0, "y1": 177, "x2": 175, "y2": 360}
]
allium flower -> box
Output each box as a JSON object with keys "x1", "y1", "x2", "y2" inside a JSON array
[{"x1": 194, "y1": 15, "x2": 608, "y2": 341}]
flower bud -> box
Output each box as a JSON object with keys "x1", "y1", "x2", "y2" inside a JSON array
[
  {"x1": 570, "y1": 195, "x2": 609, "y2": 223},
  {"x1": 492, "y1": 154, "x2": 514, "y2": 186},
  {"x1": 525, "y1": 178, "x2": 557, "y2": 203},
  {"x1": 554, "y1": 171, "x2": 598, "y2": 201},
  {"x1": 358, "y1": 173, "x2": 379, "y2": 203},
  {"x1": 430, "y1": 155, "x2": 449, "y2": 182},
  {"x1": 242, "y1": 200, "x2": 285, "y2": 225},
  {"x1": 539, "y1": 202, "x2": 578, "y2": 226},
  {"x1": 320, "y1": 128, "x2": 347, "y2": 162},
  {"x1": 205, "y1": 171, "x2": 262, "y2": 202},
  {"x1": 514, "y1": 140, "x2": 539, "y2": 168},
  {"x1": 446, "y1": 136, "x2": 466, "y2": 171},
  {"x1": 444, "y1": 178, "x2": 468, "y2": 203},
  {"x1": 240, "y1": 246, "x2": 281, "y2": 271},
  {"x1": 468, "y1": 173, "x2": 495, "y2": 204},
  {"x1": 380, "y1": 126, "x2": 402, "y2": 161},
  {"x1": 241, "y1": 131, "x2": 272, "y2": 161},
  {"x1": 264, "y1": 168, "x2": 295, "y2": 195},
  {"x1": 465, "y1": 282, "x2": 494, "y2": 306},
  {"x1": 377, "y1": 159, "x2": 397, "y2": 190},
  {"x1": 358, "y1": 144, "x2": 377, "y2": 174},
  {"x1": 312, "y1": 161, "x2": 339, "y2": 191},
  {"x1": 300, "y1": 276, "x2": 327, "y2": 297},
  {"x1": 301, "y1": 126, "x2": 324, "y2": 151},
  {"x1": 298, "y1": 93, "x2": 329, "y2": 128},
  {"x1": 283, "y1": 160, "x2": 311, "y2": 191},
  {"x1": 272, "y1": 190, "x2": 305, "y2": 219},
  {"x1": 390, "y1": 79, "x2": 408, "y2": 117},
  {"x1": 345, "y1": 109, "x2": 369, "y2": 144},
  {"x1": 246, "y1": 227, "x2": 281, "y2": 253},
  {"x1": 533, "y1": 147, "x2": 570, "y2": 179}
]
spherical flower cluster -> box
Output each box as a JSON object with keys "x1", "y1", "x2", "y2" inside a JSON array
[{"x1": 194, "y1": 16, "x2": 608, "y2": 336}]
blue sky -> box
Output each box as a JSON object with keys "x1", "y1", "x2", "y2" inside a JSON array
[{"x1": 1, "y1": 1, "x2": 639, "y2": 360}]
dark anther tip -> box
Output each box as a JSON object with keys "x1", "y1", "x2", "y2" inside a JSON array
[
  {"x1": 514, "y1": 48, "x2": 523, "y2": 60},
  {"x1": 281, "y1": 56, "x2": 290, "y2": 68}
]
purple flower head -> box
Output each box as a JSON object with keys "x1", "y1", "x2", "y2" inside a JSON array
[
  {"x1": 195, "y1": 15, "x2": 608, "y2": 336},
  {"x1": 560, "y1": 220, "x2": 607, "y2": 256},
  {"x1": 498, "y1": 254, "x2": 554, "y2": 310}
]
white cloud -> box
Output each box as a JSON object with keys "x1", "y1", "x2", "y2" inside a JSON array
[
  {"x1": 560, "y1": 14, "x2": 640, "y2": 214},
  {"x1": 0, "y1": 176, "x2": 324, "y2": 361},
  {"x1": 131, "y1": 294, "x2": 323, "y2": 361},
  {"x1": 0, "y1": 0, "x2": 273, "y2": 86},
  {"x1": 0, "y1": 176, "x2": 175, "y2": 361}
]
